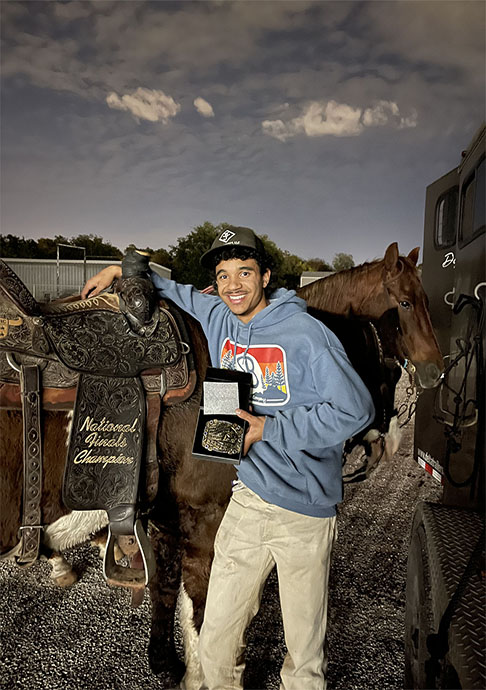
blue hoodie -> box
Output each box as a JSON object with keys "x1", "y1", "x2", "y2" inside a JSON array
[{"x1": 151, "y1": 273, "x2": 374, "y2": 517}]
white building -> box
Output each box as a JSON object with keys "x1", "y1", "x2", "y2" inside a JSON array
[
  {"x1": 1, "y1": 258, "x2": 171, "y2": 302},
  {"x1": 299, "y1": 270, "x2": 333, "y2": 288}
]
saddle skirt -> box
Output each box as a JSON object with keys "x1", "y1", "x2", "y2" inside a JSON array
[
  {"x1": 0, "y1": 258, "x2": 195, "y2": 588},
  {"x1": 0, "y1": 260, "x2": 195, "y2": 404}
]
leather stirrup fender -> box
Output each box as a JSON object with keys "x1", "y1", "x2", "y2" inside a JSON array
[
  {"x1": 62, "y1": 373, "x2": 155, "y2": 587},
  {"x1": 18, "y1": 360, "x2": 43, "y2": 566}
]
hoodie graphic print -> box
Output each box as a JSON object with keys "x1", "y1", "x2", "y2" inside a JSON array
[
  {"x1": 150, "y1": 272, "x2": 375, "y2": 517},
  {"x1": 220, "y1": 339, "x2": 290, "y2": 406}
]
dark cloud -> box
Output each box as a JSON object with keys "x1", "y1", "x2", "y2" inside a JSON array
[{"x1": 1, "y1": 0, "x2": 484, "y2": 264}]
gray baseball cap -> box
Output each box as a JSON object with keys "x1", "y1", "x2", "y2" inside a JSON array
[{"x1": 200, "y1": 226, "x2": 265, "y2": 268}]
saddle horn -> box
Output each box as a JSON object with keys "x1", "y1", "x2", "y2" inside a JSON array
[{"x1": 119, "y1": 249, "x2": 158, "y2": 334}]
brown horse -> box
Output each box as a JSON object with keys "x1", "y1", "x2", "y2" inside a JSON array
[
  {"x1": 298, "y1": 242, "x2": 444, "y2": 388},
  {"x1": 0, "y1": 243, "x2": 442, "y2": 688}
]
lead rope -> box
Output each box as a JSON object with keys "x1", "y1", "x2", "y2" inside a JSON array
[
  {"x1": 397, "y1": 360, "x2": 420, "y2": 429},
  {"x1": 438, "y1": 292, "x2": 484, "y2": 490}
]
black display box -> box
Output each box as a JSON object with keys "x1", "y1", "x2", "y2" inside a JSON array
[{"x1": 192, "y1": 367, "x2": 252, "y2": 464}]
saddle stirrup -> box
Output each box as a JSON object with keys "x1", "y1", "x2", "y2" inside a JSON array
[{"x1": 103, "y1": 507, "x2": 155, "y2": 588}]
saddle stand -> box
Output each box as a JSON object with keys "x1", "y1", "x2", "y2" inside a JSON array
[{"x1": 0, "y1": 253, "x2": 195, "y2": 591}]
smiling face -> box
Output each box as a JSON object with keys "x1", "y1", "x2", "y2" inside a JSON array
[{"x1": 215, "y1": 257, "x2": 271, "y2": 323}]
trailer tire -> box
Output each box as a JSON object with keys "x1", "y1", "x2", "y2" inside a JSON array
[{"x1": 405, "y1": 521, "x2": 434, "y2": 689}]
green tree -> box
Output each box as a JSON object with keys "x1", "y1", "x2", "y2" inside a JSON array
[
  {"x1": 0, "y1": 234, "x2": 39, "y2": 258},
  {"x1": 125, "y1": 243, "x2": 154, "y2": 254},
  {"x1": 278, "y1": 251, "x2": 309, "y2": 290},
  {"x1": 124, "y1": 244, "x2": 173, "y2": 270},
  {"x1": 109, "y1": 225, "x2": 310, "y2": 288},
  {"x1": 71, "y1": 234, "x2": 122, "y2": 259},
  {"x1": 0, "y1": 233, "x2": 123, "y2": 259},
  {"x1": 37, "y1": 236, "x2": 72, "y2": 259},
  {"x1": 1, "y1": 230, "x2": 327, "y2": 290},
  {"x1": 150, "y1": 248, "x2": 173, "y2": 270},
  {"x1": 305, "y1": 257, "x2": 333, "y2": 272},
  {"x1": 332, "y1": 252, "x2": 354, "y2": 272},
  {"x1": 258, "y1": 235, "x2": 307, "y2": 290},
  {"x1": 169, "y1": 222, "x2": 221, "y2": 288}
]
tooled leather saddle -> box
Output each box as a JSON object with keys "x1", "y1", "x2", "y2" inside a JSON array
[{"x1": 0, "y1": 252, "x2": 195, "y2": 589}]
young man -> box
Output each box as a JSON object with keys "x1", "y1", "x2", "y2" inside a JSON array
[{"x1": 82, "y1": 226, "x2": 374, "y2": 690}]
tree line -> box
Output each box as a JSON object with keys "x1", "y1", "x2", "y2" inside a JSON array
[{"x1": 0, "y1": 223, "x2": 354, "y2": 291}]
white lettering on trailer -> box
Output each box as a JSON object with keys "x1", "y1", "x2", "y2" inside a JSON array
[
  {"x1": 417, "y1": 448, "x2": 444, "y2": 484},
  {"x1": 442, "y1": 251, "x2": 455, "y2": 268}
]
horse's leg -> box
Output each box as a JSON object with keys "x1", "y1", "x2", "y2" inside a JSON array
[
  {"x1": 177, "y1": 581, "x2": 201, "y2": 690},
  {"x1": 178, "y1": 501, "x2": 228, "y2": 690},
  {"x1": 91, "y1": 528, "x2": 124, "y2": 562},
  {"x1": 383, "y1": 414, "x2": 402, "y2": 459},
  {"x1": 43, "y1": 509, "x2": 110, "y2": 585},
  {"x1": 148, "y1": 516, "x2": 185, "y2": 684},
  {"x1": 48, "y1": 552, "x2": 78, "y2": 587},
  {"x1": 381, "y1": 364, "x2": 404, "y2": 460}
]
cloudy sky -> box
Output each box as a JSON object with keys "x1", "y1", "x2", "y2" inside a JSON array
[{"x1": 1, "y1": 0, "x2": 484, "y2": 265}]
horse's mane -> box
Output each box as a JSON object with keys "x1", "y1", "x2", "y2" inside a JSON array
[{"x1": 297, "y1": 258, "x2": 384, "y2": 312}]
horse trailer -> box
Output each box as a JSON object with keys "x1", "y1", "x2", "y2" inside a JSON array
[{"x1": 405, "y1": 124, "x2": 485, "y2": 689}]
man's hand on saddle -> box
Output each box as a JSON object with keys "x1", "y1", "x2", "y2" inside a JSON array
[
  {"x1": 236, "y1": 408, "x2": 266, "y2": 455},
  {"x1": 81, "y1": 266, "x2": 122, "y2": 300}
]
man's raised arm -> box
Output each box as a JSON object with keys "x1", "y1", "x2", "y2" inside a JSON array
[{"x1": 81, "y1": 265, "x2": 122, "y2": 299}]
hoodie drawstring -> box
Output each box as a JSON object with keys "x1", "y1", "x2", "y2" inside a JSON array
[
  {"x1": 243, "y1": 323, "x2": 253, "y2": 358},
  {"x1": 232, "y1": 324, "x2": 240, "y2": 362},
  {"x1": 231, "y1": 322, "x2": 253, "y2": 369}
]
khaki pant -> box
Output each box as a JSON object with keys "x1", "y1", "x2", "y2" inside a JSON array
[{"x1": 199, "y1": 485, "x2": 337, "y2": 690}]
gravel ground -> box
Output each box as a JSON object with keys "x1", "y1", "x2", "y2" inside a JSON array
[{"x1": 0, "y1": 373, "x2": 441, "y2": 690}]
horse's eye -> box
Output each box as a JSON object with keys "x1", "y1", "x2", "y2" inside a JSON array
[{"x1": 400, "y1": 300, "x2": 411, "y2": 310}]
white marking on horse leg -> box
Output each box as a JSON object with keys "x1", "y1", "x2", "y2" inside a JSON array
[
  {"x1": 384, "y1": 415, "x2": 402, "y2": 458},
  {"x1": 49, "y1": 552, "x2": 77, "y2": 587},
  {"x1": 361, "y1": 427, "x2": 386, "y2": 477},
  {"x1": 178, "y1": 581, "x2": 203, "y2": 690},
  {"x1": 363, "y1": 428, "x2": 380, "y2": 443},
  {"x1": 44, "y1": 510, "x2": 109, "y2": 552}
]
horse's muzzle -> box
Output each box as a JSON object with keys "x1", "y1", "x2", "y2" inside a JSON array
[{"x1": 414, "y1": 361, "x2": 443, "y2": 389}]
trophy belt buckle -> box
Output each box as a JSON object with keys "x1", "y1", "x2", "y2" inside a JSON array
[{"x1": 202, "y1": 419, "x2": 243, "y2": 455}]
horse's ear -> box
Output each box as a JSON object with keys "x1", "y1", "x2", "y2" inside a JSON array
[
  {"x1": 384, "y1": 242, "x2": 399, "y2": 271},
  {"x1": 408, "y1": 247, "x2": 420, "y2": 266}
]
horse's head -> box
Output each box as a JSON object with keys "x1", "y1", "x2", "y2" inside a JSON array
[
  {"x1": 381, "y1": 242, "x2": 444, "y2": 389},
  {"x1": 298, "y1": 244, "x2": 444, "y2": 389}
]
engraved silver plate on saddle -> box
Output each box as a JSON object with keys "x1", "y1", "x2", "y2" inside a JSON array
[{"x1": 201, "y1": 419, "x2": 244, "y2": 455}]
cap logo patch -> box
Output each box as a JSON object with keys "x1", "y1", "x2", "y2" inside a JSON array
[{"x1": 218, "y1": 230, "x2": 236, "y2": 243}]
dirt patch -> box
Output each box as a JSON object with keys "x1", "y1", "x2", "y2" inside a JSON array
[{"x1": 0, "y1": 372, "x2": 442, "y2": 689}]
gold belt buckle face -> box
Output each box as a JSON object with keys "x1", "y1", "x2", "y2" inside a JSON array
[{"x1": 201, "y1": 419, "x2": 243, "y2": 455}]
